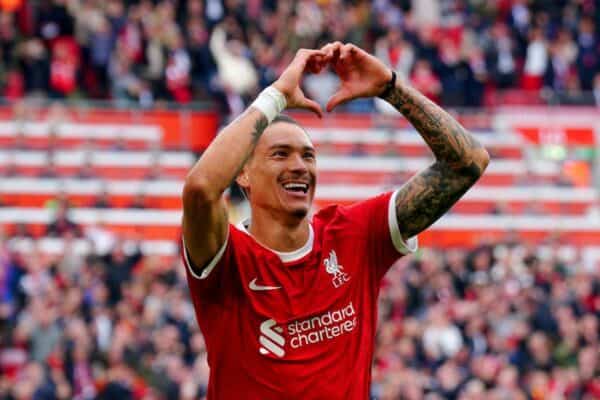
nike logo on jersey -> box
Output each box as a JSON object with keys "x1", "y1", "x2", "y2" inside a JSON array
[{"x1": 249, "y1": 278, "x2": 282, "y2": 291}]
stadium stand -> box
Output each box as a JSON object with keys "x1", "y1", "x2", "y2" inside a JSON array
[{"x1": 1, "y1": 0, "x2": 599, "y2": 399}]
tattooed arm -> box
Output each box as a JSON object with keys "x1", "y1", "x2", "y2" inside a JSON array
[
  {"x1": 320, "y1": 41, "x2": 490, "y2": 241},
  {"x1": 381, "y1": 81, "x2": 490, "y2": 239},
  {"x1": 182, "y1": 49, "x2": 327, "y2": 273}
]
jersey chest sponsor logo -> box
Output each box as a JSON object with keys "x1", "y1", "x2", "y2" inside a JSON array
[
  {"x1": 324, "y1": 250, "x2": 351, "y2": 288},
  {"x1": 258, "y1": 302, "x2": 358, "y2": 358}
]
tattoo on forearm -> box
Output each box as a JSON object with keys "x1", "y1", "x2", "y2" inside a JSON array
[
  {"x1": 231, "y1": 114, "x2": 269, "y2": 184},
  {"x1": 382, "y1": 84, "x2": 485, "y2": 172},
  {"x1": 395, "y1": 161, "x2": 479, "y2": 238},
  {"x1": 382, "y1": 83, "x2": 490, "y2": 238},
  {"x1": 252, "y1": 115, "x2": 269, "y2": 144}
]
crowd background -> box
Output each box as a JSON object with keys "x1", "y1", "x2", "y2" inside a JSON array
[
  {"x1": 1, "y1": 218, "x2": 599, "y2": 399},
  {"x1": 0, "y1": 0, "x2": 600, "y2": 114},
  {"x1": 0, "y1": 0, "x2": 599, "y2": 399}
]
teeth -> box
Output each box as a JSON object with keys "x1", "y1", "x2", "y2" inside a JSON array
[{"x1": 283, "y1": 183, "x2": 308, "y2": 193}]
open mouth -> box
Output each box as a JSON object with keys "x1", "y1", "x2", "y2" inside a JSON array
[{"x1": 282, "y1": 182, "x2": 309, "y2": 194}]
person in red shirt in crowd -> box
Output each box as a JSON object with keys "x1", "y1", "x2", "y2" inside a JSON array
[
  {"x1": 49, "y1": 37, "x2": 79, "y2": 97},
  {"x1": 410, "y1": 59, "x2": 442, "y2": 103},
  {"x1": 181, "y1": 42, "x2": 489, "y2": 399}
]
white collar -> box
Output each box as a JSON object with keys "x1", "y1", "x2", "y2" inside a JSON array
[{"x1": 237, "y1": 219, "x2": 314, "y2": 263}]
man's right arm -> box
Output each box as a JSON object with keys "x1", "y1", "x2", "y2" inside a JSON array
[
  {"x1": 182, "y1": 109, "x2": 269, "y2": 274},
  {"x1": 182, "y1": 49, "x2": 328, "y2": 275}
]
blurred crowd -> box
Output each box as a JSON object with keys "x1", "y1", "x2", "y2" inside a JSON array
[
  {"x1": 1, "y1": 1, "x2": 600, "y2": 399},
  {"x1": 1, "y1": 221, "x2": 599, "y2": 399},
  {"x1": 1, "y1": 0, "x2": 600, "y2": 114},
  {"x1": 374, "y1": 239, "x2": 600, "y2": 399}
]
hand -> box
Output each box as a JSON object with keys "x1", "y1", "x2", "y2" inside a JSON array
[
  {"x1": 272, "y1": 49, "x2": 329, "y2": 118},
  {"x1": 320, "y1": 42, "x2": 392, "y2": 112}
]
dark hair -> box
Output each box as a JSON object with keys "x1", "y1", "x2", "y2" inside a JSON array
[
  {"x1": 272, "y1": 114, "x2": 301, "y2": 127},
  {"x1": 271, "y1": 114, "x2": 310, "y2": 138}
]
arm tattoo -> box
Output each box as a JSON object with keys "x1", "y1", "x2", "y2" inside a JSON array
[
  {"x1": 252, "y1": 115, "x2": 269, "y2": 144},
  {"x1": 395, "y1": 162, "x2": 479, "y2": 238},
  {"x1": 232, "y1": 114, "x2": 269, "y2": 183},
  {"x1": 381, "y1": 83, "x2": 489, "y2": 239},
  {"x1": 382, "y1": 84, "x2": 485, "y2": 173}
]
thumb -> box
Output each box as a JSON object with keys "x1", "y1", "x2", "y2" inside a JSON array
[{"x1": 326, "y1": 87, "x2": 353, "y2": 112}]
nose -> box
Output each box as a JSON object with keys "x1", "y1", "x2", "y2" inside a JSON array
[{"x1": 287, "y1": 152, "x2": 308, "y2": 173}]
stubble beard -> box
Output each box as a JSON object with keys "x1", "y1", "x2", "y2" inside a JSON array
[{"x1": 291, "y1": 207, "x2": 308, "y2": 219}]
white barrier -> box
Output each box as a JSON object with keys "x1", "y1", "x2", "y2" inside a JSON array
[
  {"x1": 1, "y1": 208, "x2": 599, "y2": 230},
  {"x1": 0, "y1": 150, "x2": 194, "y2": 167},
  {"x1": 0, "y1": 122, "x2": 162, "y2": 141},
  {"x1": 0, "y1": 178, "x2": 595, "y2": 202}
]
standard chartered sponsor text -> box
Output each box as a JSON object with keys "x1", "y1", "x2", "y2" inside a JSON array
[{"x1": 287, "y1": 302, "x2": 357, "y2": 349}]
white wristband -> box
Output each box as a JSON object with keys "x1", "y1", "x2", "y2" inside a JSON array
[{"x1": 250, "y1": 86, "x2": 287, "y2": 123}]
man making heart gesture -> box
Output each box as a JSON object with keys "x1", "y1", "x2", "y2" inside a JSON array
[{"x1": 182, "y1": 43, "x2": 489, "y2": 399}]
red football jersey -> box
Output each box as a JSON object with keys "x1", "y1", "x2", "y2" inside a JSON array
[{"x1": 183, "y1": 191, "x2": 417, "y2": 399}]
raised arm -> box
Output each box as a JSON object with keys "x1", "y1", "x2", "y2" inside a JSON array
[
  {"x1": 321, "y1": 42, "x2": 489, "y2": 240},
  {"x1": 182, "y1": 49, "x2": 327, "y2": 273},
  {"x1": 380, "y1": 79, "x2": 489, "y2": 238}
]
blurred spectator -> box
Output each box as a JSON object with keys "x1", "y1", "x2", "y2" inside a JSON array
[
  {"x1": 375, "y1": 28, "x2": 415, "y2": 81},
  {"x1": 485, "y1": 22, "x2": 518, "y2": 89},
  {"x1": 128, "y1": 193, "x2": 147, "y2": 209},
  {"x1": 38, "y1": 154, "x2": 59, "y2": 178},
  {"x1": 92, "y1": 188, "x2": 112, "y2": 209},
  {"x1": 594, "y1": 72, "x2": 600, "y2": 106},
  {"x1": 45, "y1": 200, "x2": 82, "y2": 238},
  {"x1": 75, "y1": 159, "x2": 96, "y2": 180},
  {"x1": 522, "y1": 27, "x2": 548, "y2": 91},
  {"x1": 422, "y1": 304, "x2": 464, "y2": 360},
  {"x1": 49, "y1": 36, "x2": 79, "y2": 98},
  {"x1": 410, "y1": 59, "x2": 441, "y2": 103},
  {"x1": 18, "y1": 38, "x2": 49, "y2": 94},
  {"x1": 576, "y1": 17, "x2": 599, "y2": 92}
]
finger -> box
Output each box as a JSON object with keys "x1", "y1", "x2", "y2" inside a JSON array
[
  {"x1": 339, "y1": 43, "x2": 356, "y2": 61},
  {"x1": 331, "y1": 55, "x2": 348, "y2": 78},
  {"x1": 306, "y1": 55, "x2": 328, "y2": 74},
  {"x1": 313, "y1": 55, "x2": 331, "y2": 73},
  {"x1": 296, "y1": 48, "x2": 327, "y2": 63},
  {"x1": 320, "y1": 41, "x2": 343, "y2": 58},
  {"x1": 286, "y1": 49, "x2": 328, "y2": 81},
  {"x1": 301, "y1": 97, "x2": 323, "y2": 118},
  {"x1": 319, "y1": 43, "x2": 334, "y2": 53},
  {"x1": 326, "y1": 87, "x2": 352, "y2": 112}
]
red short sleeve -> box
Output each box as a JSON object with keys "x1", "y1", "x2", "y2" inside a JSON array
[{"x1": 342, "y1": 190, "x2": 418, "y2": 280}]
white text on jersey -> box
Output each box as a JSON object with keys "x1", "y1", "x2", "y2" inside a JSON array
[{"x1": 258, "y1": 302, "x2": 357, "y2": 358}]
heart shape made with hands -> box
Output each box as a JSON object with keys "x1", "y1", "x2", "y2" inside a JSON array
[
  {"x1": 273, "y1": 44, "x2": 390, "y2": 117},
  {"x1": 306, "y1": 42, "x2": 392, "y2": 113}
]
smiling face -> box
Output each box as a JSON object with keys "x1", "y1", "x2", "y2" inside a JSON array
[{"x1": 237, "y1": 119, "x2": 317, "y2": 222}]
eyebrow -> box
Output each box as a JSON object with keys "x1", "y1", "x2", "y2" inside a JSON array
[{"x1": 268, "y1": 144, "x2": 316, "y2": 152}]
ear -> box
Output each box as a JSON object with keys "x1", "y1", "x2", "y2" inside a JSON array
[{"x1": 235, "y1": 168, "x2": 250, "y2": 189}]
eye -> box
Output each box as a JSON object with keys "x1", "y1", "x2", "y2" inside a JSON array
[
  {"x1": 303, "y1": 152, "x2": 315, "y2": 160},
  {"x1": 272, "y1": 150, "x2": 288, "y2": 158}
]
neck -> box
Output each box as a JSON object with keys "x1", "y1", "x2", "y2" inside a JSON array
[{"x1": 248, "y1": 208, "x2": 310, "y2": 252}]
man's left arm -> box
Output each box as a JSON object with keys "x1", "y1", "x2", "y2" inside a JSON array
[
  {"x1": 380, "y1": 81, "x2": 489, "y2": 239},
  {"x1": 321, "y1": 42, "x2": 490, "y2": 240}
]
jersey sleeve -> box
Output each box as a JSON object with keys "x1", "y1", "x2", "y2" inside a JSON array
[
  {"x1": 181, "y1": 224, "x2": 239, "y2": 299},
  {"x1": 343, "y1": 190, "x2": 418, "y2": 280}
]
